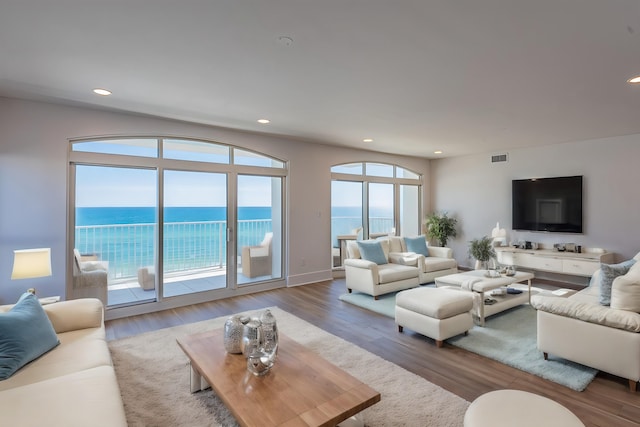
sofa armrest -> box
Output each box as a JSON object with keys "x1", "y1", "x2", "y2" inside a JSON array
[
  {"x1": 43, "y1": 298, "x2": 104, "y2": 334},
  {"x1": 344, "y1": 258, "x2": 377, "y2": 269},
  {"x1": 531, "y1": 295, "x2": 640, "y2": 333},
  {"x1": 427, "y1": 246, "x2": 453, "y2": 259}
]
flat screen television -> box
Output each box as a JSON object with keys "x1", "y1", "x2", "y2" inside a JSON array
[{"x1": 512, "y1": 175, "x2": 583, "y2": 233}]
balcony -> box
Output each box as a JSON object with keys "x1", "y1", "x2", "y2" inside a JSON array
[{"x1": 75, "y1": 219, "x2": 272, "y2": 306}]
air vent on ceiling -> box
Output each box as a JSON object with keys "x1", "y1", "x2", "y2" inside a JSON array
[{"x1": 491, "y1": 153, "x2": 508, "y2": 163}]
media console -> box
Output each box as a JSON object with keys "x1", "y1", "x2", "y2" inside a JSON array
[{"x1": 495, "y1": 246, "x2": 614, "y2": 278}]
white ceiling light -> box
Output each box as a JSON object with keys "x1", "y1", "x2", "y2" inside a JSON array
[
  {"x1": 93, "y1": 88, "x2": 112, "y2": 96},
  {"x1": 257, "y1": 119, "x2": 270, "y2": 124},
  {"x1": 434, "y1": 150, "x2": 443, "y2": 154},
  {"x1": 628, "y1": 76, "x2": 640, "y2": 84},
  {"x1": 363, "y1": 138, "x2": 373, "y2": 143}
]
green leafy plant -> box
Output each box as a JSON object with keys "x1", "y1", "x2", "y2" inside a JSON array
[
  {"x1": 468, "y1": 236, "x2": 497, "y2": 266},
  {"x1": 424, "y1": 212, "x2": 458, "y2": 247}
]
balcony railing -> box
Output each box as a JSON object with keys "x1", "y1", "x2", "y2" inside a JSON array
[
  {"x1": 76, "y1": 216, "x2": 393, "y2": 281},
  {"x1": 75, "y1": 219, "x2": 272, "y2": 281}
]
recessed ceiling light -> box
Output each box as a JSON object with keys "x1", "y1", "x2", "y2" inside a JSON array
[
  {"x1": 627, "y1": 76, "x2": 640, "y2": 84},
  {"x1": 434, "y1": 150, "x2": 443, "y2": 154},
  {"x1": 276, "y1": 36, "x2": 293, "y2": 47},
  {"x1": 93, "y1": 88, "x2": 112, "y2": 96},
  {"x1": 363, "y1": 138, "x2": 373, "y2": 143},
  {"x1": 257, "y1": 119, "x2": 270, "y2": 124}
]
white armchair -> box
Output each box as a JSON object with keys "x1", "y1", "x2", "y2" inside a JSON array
[
  {"x1": 241, "y1": 232, "x2": 273, "y2": 278},
  {"x1": 72, "y1": 249, "x2": 108, "y2": 305}
]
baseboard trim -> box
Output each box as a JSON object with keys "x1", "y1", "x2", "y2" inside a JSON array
[{"x1": 287, "y1": 270, "x2": 333, "y2": 287}]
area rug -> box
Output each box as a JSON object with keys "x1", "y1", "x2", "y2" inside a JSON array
[
  {"x1": 339, "y1": 291, "x2": 597, "y2": 391},
  {"x1": 448, "y1": 305, "x2": 598, "y2": 391},
  {"x1": 108, "y1": 307, "x2": 469, "y2": 426}
]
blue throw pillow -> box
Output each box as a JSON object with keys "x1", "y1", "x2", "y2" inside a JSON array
[
  {"x1": 599, "y1": 259, "x2": 636, "y2": 306},
  {"x1": 405, "y1": 236, "x2": 429, "y2": 257},
  {"x1": 357, "y1": 241, "x2": 388, "y2": 265},
  {"x1": 0, "y1": 292, "x2": 59, "y2": 380}
]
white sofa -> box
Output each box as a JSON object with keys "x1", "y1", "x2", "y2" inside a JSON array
[
  {"x1": 344, "y1": 238, "x2": 420, "y2": 299},
  {"x1": 531, "y1": 253, "x2": 640, "y2": 392},
  {"x1": 0, "y1": 298, "x2": 128, "y2": 426},
  {"x1": 343, "y1": 236, "x2": 458, "y2": 299}
]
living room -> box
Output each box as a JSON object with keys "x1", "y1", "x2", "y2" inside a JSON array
[{"x1": 2, "y1": 1, "x2": 640, "y2": 426}]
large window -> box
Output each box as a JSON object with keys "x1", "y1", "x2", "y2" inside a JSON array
[
  {"x1": 331, "y1": 162, "x2": 421, "y2": 267},
  {"x1": 69, "y1": 137, "x2": 287, "y2": 314}
]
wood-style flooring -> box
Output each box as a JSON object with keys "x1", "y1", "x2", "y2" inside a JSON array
[{"x1": 105, "y1": 279, "x2": 640, "y2": 427}]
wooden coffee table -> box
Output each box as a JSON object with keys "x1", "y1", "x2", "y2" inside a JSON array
[{"x1": 176, "y1": 328, "x2": 380, "y2": 427}]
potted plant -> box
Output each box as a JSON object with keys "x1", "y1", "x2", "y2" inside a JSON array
[
  {"x1": 468, "y1": 236, "x2": 497, "y2": 271},
  {"x1": 424, "y1": 212, "x2": 458, "y2": 247}
]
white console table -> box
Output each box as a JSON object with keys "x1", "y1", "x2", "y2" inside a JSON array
[{"x1": 495, "y1": 247, "x2": 614, "y2": 277}]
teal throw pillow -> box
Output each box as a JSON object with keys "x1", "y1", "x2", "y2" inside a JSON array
[
  {"x1": 404, "y1": 236, "x2": 429, "y2": 257},
  {"x1": 0, "y1": 292, "x2": 60, "y2": 380},
  {"x1": 599, "y1": 259, "x2": 636, "y2": 306},
  {"x1": 357, "y1": 241, "x2": 388, "y2": 265}
]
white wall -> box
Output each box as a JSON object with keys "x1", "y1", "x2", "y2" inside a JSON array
[
  {"x1": 0, "y1": 97, "x2": 430, "y2": 304},
  {"x1": 431, "y1": 135, "x2": 640, "y2": 283}
]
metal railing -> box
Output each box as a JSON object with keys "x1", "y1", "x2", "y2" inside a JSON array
[{"x1": 75, "y1": 219, "x2": 272, "y2": 280}]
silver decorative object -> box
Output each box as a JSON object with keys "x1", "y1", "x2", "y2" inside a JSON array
[
  {"x1": 241, "y1": 318, "x2": 263, "y2": 358},
  {"x1": 223, "y1": 315, "x2": 249, "y2": 354},
  {"x1": 259, "y1": 309, "x2": 278, "y2": 355},
  {"x1": 247, "y1": 348, "x2": 276, "y2": 376}
]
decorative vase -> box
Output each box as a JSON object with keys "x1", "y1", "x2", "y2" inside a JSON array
[
  {"x1": 224, "y1": 315, "x2": 249, "y2": 354},
  {"x1": 259, "y1": 309, "x2": 278, "y2": 355},
  {"x1": 241, "y1": 318, "x2": 263, "y2": 358}
]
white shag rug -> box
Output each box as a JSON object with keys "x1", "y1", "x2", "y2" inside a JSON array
[{"x1": 108, "y1": 307, "x2": 469, "y2": 426}]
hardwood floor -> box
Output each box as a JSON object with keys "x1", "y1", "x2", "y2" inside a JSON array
[{"x1": 106, "y1": 279, "x2": 640, "y2": 427}]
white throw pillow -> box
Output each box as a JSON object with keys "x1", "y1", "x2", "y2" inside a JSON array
[{"x1": 611, "y1": 270, "x2": 640, "y2": 313}]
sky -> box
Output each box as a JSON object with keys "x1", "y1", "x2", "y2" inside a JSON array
[{"x1": 75, "y1": 165, "x2": 275, "y2": 207}]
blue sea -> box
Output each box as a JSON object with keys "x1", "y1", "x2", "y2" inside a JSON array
[{"x1": 76, "y1": 206, "x2": 272, "y2": 226}]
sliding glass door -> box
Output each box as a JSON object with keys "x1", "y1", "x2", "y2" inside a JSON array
[
  {"x1": 70, "y1": 137, "x2": 287, "y2": 313},
  {"x1": 162, "y1": 170, "x2": 228, "y2": 298},
  {"x1": 74, "y1": 165, "x2": 158, "y2": 306}
]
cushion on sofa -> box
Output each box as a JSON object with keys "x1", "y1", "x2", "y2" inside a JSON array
[
  {"x1": 599, "y1": 259, "x2": 636, "y2": 305},
  {"x1": 423, "y1": 257, "x2": 458, "y2": 273},
  {"x1": 405, "y1": 236, "x2": 429, "y2": 257},
  {"x1": 0, "y1": 293, "x2": 60, "y2": 380},
  {"x1": 357, "y1": 241, "x2": 388, "y2": 265},
  {"x1": 531, "y1": 294, "x2": 640, "y2": 333},
  {"x1": 611, "y1": 269, "x2": 640, "y2": 313}
]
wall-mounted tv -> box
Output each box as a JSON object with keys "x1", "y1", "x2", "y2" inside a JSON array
[{"x1": 512, "y1": 175, "x2": 583, "y2": 233}]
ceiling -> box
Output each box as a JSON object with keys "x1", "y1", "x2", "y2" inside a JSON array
[{"x1": 1, "y1": 0, "x2": 639, "y2": 159}]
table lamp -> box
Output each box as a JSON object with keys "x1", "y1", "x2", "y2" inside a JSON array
[{"x1": 11, "y1": 248, "x2": 52, "y2": 295}]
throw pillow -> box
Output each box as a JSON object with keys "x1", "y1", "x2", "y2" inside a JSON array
[
  {"x1": 357, "y1": 241, "x2": 388, "y2": 265},
  {"x1": 599, "y1": 259, "x2": 636, "y2": 306},
  {"x1": 404, "y1": 236, "x2": 429, "y2": 257},
  {"x1": 0, "y1": 292, "x2": 60, "y2": 380},
  {"x1": 611, "y1": 270, "x2": 640, "y2": 313}
]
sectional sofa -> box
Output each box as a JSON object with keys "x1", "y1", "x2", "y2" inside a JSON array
[
  {"x1": 532, "y1": 253, "x2": 640, "y2": 392},
  {"x1": 0, "y1": 297, "x2": 127, "y2": 426}
]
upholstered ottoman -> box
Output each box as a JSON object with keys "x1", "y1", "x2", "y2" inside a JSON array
[
  {"x1": 464, "y1": 389, "x2": 585, "y2": 427},
  {"x1": 395, "y1": 287, "x2": 473, "y2": 347}
]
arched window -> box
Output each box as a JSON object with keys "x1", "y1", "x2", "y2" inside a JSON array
[
  {"x1": 69, "y1": 137, "x2": 286, "y2": 313},
  {"x1": 330, "y1": 162, "x2": 422, "y2": 267}
]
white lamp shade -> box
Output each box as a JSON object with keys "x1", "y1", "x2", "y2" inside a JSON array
[{"x1": 11, "y1": 248, "x2": 52, "y2": 280}]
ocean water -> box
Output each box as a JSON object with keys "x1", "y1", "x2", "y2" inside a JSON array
[
  {"x1": 76, "y1": 206, "x2": 272, "y2": 226},
  {"x1": 75, "y1": 207, "x2": 273, "y2": 278}
]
